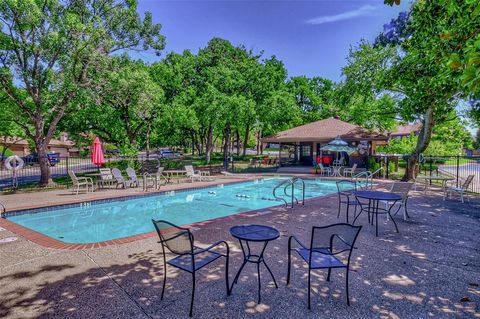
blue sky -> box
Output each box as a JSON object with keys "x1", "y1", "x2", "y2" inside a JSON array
[{"x1": 135, "y1": 0, "x2": 410, "y2": 82}]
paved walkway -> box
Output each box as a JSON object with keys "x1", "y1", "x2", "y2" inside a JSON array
[{"x1": 0, "y1": 181, "x2": 479, "y2": 318}]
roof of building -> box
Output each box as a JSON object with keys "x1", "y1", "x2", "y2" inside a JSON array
[
  {"x1": 0, "y1": 137, "x2": 74, "y2": 147},
  {"x1": 391, "y1": 123, "x2": 422, "y2": 137},
  {"x1": 261, "y1": 117, "x2": 388, "y2": 143}
]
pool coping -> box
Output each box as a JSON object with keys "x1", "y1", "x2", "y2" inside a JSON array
[{"x1": 0, "y1": 177, "x2": 343, "y2": 250}]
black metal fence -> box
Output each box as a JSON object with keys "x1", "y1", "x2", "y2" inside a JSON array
[
  {"x1": 0, "y1": 154, "x2": 262, "y2": 190},
  {"x1": 368, "y1": 155, "x2": 480, "y2": 193}
]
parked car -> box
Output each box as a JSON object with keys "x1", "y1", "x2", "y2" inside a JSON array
[
  {"x1": 23, "y1": 152, "x2": 60, "y2": 167},
  {"x1": 158, "y1": 149, "x2": 181, "y2": 158}
]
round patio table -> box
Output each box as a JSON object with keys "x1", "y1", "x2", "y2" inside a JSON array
[
  {"x1": 352, "y1": 190, "x2": 401, "y2": 237},
  {"x1": 230, "y1": 224, "x2": 280, "y2": 303}
]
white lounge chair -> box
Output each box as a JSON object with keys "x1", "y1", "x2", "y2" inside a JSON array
[
  {"x1": 111, "y1": 168, "x2": 131, "y2": 188},
  {"x1": 68, "y1": 170, "x2": 94, "y2": 195},
  {"x1": 126, "y1": 167, "x2": 139, "y2": 187},
  {"x1": 220, "y1": 171, "x2": 249, "y2": 179},
  {"x1": 185, "y1": 165, "x2": 202, "y2": 182},
  {"x1": 318, "y1": 163, "x2": 332, "y2": 176},
  {"x1": 381, "y1": 182, "x2": 414, "y2": 220},
  {"x1": 444, "y1": 175, "x2": 475, "y2": 203},
  {"x1": 343, "y1": 163, "x2": 357, "y2": 178}
]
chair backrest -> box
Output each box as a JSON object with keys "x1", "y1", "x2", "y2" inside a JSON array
[
  {"x1": 99, "y1": 168, "x2": 113, "y2": 180},
  {"x1": 185, "y1": 165, "x2": 195, "y2": 177},
  {"x1": 336, "y1": 180, "x2": 356, "y2": 194},
  {"x1": 68, "y1": 170, "x2": 78, "y2": 183},
  {"x1": 390, "y1": 182, "x2": 413, "y2": 199},
  {"x1": 111, "y1": 168, "x2": 124, "y2": 182},
  {"x1": 152, "y1": 219, "x2": 194, "y2": 255},
  {"x1": 126, "y1": 167, "x2": 138, "y2": 181},
  {"x1": 462, "y1": 175, "x2": 475, "y2": 190},
  {"x1": 310, "y1": 223, "x2": 362, "y2": 256}
]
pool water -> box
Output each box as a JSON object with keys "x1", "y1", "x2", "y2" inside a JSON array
[{"x1": 7, "y1": 178, "x2": 340, "y2": 244}]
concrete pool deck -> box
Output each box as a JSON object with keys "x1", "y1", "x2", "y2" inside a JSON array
[{"x1": 0, "y1": 176, "x2": 479, "y2": 318}]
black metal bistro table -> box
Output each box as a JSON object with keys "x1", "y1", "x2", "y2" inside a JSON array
[
  {"x1": 352, "y1": 190, "x2": 402, "y2": 237},
  {"x1": 230, "y1": 224, "x2": 280, "y2": 303}
]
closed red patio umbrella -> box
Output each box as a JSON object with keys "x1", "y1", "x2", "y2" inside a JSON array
[{"x1": 91, "y1": 137, "x2": 105, "y2": 166}]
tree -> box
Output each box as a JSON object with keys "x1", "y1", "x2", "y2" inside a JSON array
[
  {"x1": 0, "y1": 0, "x2": 164, "y2": 186},
  {"x1": 0, "y1": 92, "x2": 26, "y2": 164},
  {"x1": 64, "y1": 57, "x2": 164, "y2": 154},
  {"x1": 287, "y1": 76, "x2": 334, "y2": 124}
]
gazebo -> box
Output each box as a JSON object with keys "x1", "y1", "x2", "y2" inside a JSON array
[{"x1": 261, "y1": 117, "x2": 388, "y2": 167}]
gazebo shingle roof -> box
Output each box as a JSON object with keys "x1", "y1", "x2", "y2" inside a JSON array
[{"x1": 261, "y1": 117, "x2": 388, "y2": 143}]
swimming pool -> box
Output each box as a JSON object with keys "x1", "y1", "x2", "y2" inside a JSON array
[{"x1": 6, "y1": 178, "x2": 340, "y2": 244}]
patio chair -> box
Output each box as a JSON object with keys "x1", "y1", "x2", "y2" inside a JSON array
[
  {"x1": 68, "y1": 170, "x2": 94, "y2": 195},
  {"x1": 336, "y1": 180, "x2": 361, "y2": 223},
  {"x1": 111, "y1": 168, "x2": 131, "y2": 188},
  {"x1": 318, "y1": 163, "x2": 332, "y2": 176},
  {"x1": 444, "y1": 174, "x2": 475, "y2": 203},
  {"x1": 287, "y1": 223, "x2": 362, "y2": 309},
  {"x1": 343, "y1": 163, "x2": 357, "y2": 178},
  {"x1": 98, "y1": 168, "x2": 115, "y2": 188},
  {"x1": 152, "y1": 219, "x2": 230, "y2": 317},
  {"x1": 125, "y1": 167, "x2": 139, "y2": 187},
  {"x1": 143, "y1": 167, "x2": 168, "y2": 191},
  {"x1": 381, "y1": 182, "x2": 414, "y2": 220},
  {"x1": 185, "y1": 165, "x2": 202, "y2": 182}
]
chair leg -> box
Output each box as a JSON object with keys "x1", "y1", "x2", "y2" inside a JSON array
[
  {"x1": 337, "y1": 199, "x2": 341, "y2": 219},
  {"x1": 346, "y1": 268, "x2": 350, "y2": 306},
  {"x1": 327, "y1": 268, "x2": 332, "y2": 282},
  {"x1": 225, "y1": 254, "x2": 230, "y2": 296},
  {"x1": 307, "y1": 268, "x2": 312, "y2": 310},
  {"x1": 161, "y1": 260, "x2": 167, "y2": 300},
  {"x1": 287, "y1": 243, "x2": 292, "y2": 285},
  {"x1": 189, "y1": 271, "x2": 196, "y2": 317}
]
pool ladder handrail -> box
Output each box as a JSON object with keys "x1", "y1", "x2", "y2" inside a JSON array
[
  {"x1": 0, "y1": 201, "x2": 6, "y2": 217},
  {"x1": 273, "y1": 177, "x2": 305, "y2": 208}
]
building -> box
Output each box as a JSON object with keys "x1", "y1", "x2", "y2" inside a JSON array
[
  {"x1": 390, "y1": 123, "x2": 422, "y2": 139},
  {"x1": 261, "y1": 117, "x2": 388, "y2": 167},
  {"x1": 1, "y1": 133, "x2": 76, "y2": 157}
]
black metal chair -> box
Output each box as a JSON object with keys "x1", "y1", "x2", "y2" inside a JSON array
[
  {"x1": 336, "y1": 180, "x2": 361, "y2": 223},
  {"x1": 287, "y1": 223, "x2": 362, "y2": 309},
  {"x1": 152, "y1": 219, "x2": 230, "y2": 317}
]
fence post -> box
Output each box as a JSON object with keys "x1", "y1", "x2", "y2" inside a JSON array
[
  {"x1": 386, "y1": 156, "x2": 389, "y2": 179},
  {"x1": 66, "y1": 157, "x2": 69, "y2": 189},
  {"x1": 456, "y1": 155, "x2": 460, "y2": 187}
]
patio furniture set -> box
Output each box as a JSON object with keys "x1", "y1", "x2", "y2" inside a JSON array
[
  {"x1": 316, "y1": 162, "x2": 358, "y2": 178},
  {"x1": 153, "y1": 219, "x2": 361, "y2": 317},
  {"x1": 67, "y1": 165, "x2": 215, "y2": 195}
]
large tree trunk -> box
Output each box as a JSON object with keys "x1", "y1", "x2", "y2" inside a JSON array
[
  {"x1": 35, "y1": 137, "x2": 51, "y2": 186},
  {"x1": 145, "y1": 124, "x2": 151, "y2": 158},
  {"x1": 223, "y1": 123, "x2": 231, "y2": 170},
  {"x1": 236, "y1": 129, "x2": 240, "y2": 156},
  {"x1": 404, "y1": 106, "x2": 435, "y2": 181},
  {"x1": 242, "y1": 125, "x2": 250, "y2": 156},
  {"x1": 205, "y1": 125, "x2": 213, "y2": 163}
]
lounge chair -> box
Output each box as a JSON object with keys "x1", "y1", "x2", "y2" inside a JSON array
[
  {"x1": 68, "y1": 170, "x2": 94, "y2": 195},
  {"x1": 220, "y1": 171, "x2": 249, "y2": 179},
  {"x1": 143, "y1": 167, "x2": 168, "y2": 191},
  {"x1": 126, "y1": 167, "x2": 139, "y2": 187},
  {"x1": 111, "y1": 168, "x2": 131, "y2": 188},
  {"x1": 152, "y1": 219, "x2": 230, "y2": 317},
  {"x1": 381, "y1": 181, "x2": 414, "y2": 220},
  {"x1": 343, "y1": 163, "x2": 357, "y2": 178},
  {"x1": 444, "y1": 174, "x2": 475, "y2": 203},
  {"x1": 287, "y1": 223, "x2": 362, "y2": 309},
  {"x1": 185, "y1": 165, "x2": 202, "y2": 182},
  {"x1": 98, "y1": 168, "x2": 115, "y2": 188},
  {"x1": 318, "y1": 163, "x2": 332, "y2": 176}
]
